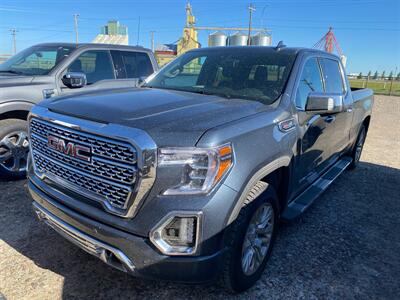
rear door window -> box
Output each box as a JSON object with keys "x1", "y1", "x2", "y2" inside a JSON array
[
  {"x1": 295, "y1": 58, "x2": 324, "y2": 109},
  {"x1": 67, "y1": 50, "x2": 115, "y2": 85},
  {"x1": 111, "y1": 51, "x2": 154, "y2": 79},
  {"x1": 319, "y1": 58, "x2": 345, "y2": 94}
]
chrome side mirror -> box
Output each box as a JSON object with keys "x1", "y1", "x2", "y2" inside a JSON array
[
  {"x1": 305, "y1": 92, "x2": 343, "y2": 114},
  {"x1": 62, "y1": 72, "x2": 87, "y2": 89}
]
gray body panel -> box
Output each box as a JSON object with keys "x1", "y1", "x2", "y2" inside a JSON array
[{"x1": 26, "y1": 47, "x2": 373, "y2": 280}]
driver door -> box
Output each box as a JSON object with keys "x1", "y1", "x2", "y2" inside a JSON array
[{"x1": 293, "y1": 56, "x2": 337, "y2": 194}]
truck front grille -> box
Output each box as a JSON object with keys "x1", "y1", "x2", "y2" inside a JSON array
[{"x1": 30, "y1": 118, "x2": 138, "y2": 211}]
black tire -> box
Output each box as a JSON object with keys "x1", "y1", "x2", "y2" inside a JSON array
[
  {"x1": 220, "y1": 183, "x2": 279, "y2": 293},
  {"x1": 0, "y1": 119, "x2": 29, "y2": 180},
  {"x1": 348, "y1": 125, "x2": 366, "y2": 170}
]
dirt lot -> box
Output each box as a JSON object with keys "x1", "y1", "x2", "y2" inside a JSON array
[{"x1": 1, "y1": 95, "x2": 399, "y2": 299}]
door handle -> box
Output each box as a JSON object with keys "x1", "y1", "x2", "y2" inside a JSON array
[
  {"x1": 347, "y1": 107, "x2": 353, "y2": 113},
  {"x1": 324, "y1": 115, "x2": 336, "y2": 123}
]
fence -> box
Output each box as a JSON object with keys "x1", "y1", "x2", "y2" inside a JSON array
[{"x1": 348, "y1": 77, "x2": 400, "y2": 96}]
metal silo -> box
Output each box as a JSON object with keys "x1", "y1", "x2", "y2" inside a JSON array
[
  {"x1": 250, "y1": 32, "x2": 272, "y2": 46},
  {"x1": 208, "y1": 31, "x2": 227, "y2": 47},
  {"x1": 228, "y1": 32, "x2": 248, "y2": 46}
]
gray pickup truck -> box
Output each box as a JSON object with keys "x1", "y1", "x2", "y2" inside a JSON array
[
  {"x1": 0, "y1": 43, "x2": 157, "y2": 179},
  {"x1": 27, "y1": 45, "x2": 373, "y2": 292}
]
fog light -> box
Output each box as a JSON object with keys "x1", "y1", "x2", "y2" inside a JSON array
[{"x1": 150, "y1": 213, "x2": 201, "y2": 255}]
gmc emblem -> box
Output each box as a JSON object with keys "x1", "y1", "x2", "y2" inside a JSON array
[{"x1": 47, "y1": 135, "x2": 91, "y2": 162}]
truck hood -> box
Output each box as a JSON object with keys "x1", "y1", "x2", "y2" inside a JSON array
[
  {"x1": 38, "y1": 88, "x2": 266, "y2": 147},
  {"x1": 0, "y1": 74, "x2": 34, "y2": 87}
]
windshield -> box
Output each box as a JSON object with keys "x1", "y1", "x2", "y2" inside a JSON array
[
  {"x1": 0, "y1": 45, "x2": 75, "y2": 76},
  {"x1": 146, "y1": 48, "x2": 296, "y2": 104}
]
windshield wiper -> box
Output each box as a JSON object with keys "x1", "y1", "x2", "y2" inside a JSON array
[
  {"x1": 202, "y1": 89, "x2": 232, "y2": 99},
  {"x1": 0, "y1": 70, "x2": 24, "y2": 75}
]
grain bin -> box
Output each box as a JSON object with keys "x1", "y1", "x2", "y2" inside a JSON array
[
  {"x1": 208, "y1": 31, "x2": 227, "y2": 47},
  {"x1": 228, "y1": 32, "x2": 248, "y2": 46},
  {"x1": 250, "y1": 32, "x2": 272, "y2": 46}
]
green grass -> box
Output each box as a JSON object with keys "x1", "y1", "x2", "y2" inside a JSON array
[{"x1": 349, "y1": 79, "x2": 400, "y2": 96}]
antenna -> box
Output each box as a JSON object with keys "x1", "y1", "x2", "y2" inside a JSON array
[{"x1": 275, "y1": 40, "x2": 286, "y2": 51}]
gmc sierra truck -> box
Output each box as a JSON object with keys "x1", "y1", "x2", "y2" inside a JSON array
[
  {"x1": 27, "y1": 45, "x2": 373, "y2": 292},
  {"x1": 0, "y1": 43, "x2": 158, "y2": 179}
]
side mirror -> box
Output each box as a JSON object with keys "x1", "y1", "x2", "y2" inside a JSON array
[
  {"x1": 62, "y1": 72, "x2": 87, "y2": 89},
  {"x1": 305, "y1": 92, "x2": 343, "y2": 114}
]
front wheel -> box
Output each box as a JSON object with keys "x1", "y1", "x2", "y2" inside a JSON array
[
  {"x1": 220, "y1": 183, "x2": 278, "y2": 293},
  {"x1": 0, "y1": 119, "x2": 29, "y2": 180}
]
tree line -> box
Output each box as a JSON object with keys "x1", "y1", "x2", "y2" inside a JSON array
[{"x1": 357, "y1": 71, "x2": 400, "y2": 80}]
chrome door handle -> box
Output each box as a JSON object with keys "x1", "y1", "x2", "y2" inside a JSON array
[
  {"x1": 324, "y1": 115, "x2": 336, "y2": 123},
  {"x1": 347, "y1": 108, "x2": 353, "y2": 113}
]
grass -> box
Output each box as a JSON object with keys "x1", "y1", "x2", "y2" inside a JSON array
[{"x1": 349, "y1": 79, "x2": 400, "y2": 96}]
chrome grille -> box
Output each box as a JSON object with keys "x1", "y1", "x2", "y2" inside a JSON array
[
  {"x1": 30, "y1": 118, "x2": 136, "y2": 164},
  {"x1": 30, "y1": 117, "x2": 137, "y2": 210},
  {"x1": 30, "y1": 136, "x2": 136, "y2": 184}
]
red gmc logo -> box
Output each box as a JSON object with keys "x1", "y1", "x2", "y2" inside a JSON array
[{"x1": 47, "y1": 135, "x2": 91, "y2": 162}]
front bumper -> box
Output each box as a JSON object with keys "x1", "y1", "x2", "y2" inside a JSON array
[{"x1": 28, "y1": 180, "x2": 227, "y2": 283}]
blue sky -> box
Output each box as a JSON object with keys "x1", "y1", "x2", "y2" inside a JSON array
[{"x1": 0, "y1": 0, "x2": 399, "y2": 74}]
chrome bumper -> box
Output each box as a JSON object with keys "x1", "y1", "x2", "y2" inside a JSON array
[{"x1": 33, "y1": 201, "x2": 135, "y2": 272}]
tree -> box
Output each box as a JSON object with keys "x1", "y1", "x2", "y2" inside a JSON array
[
  {"x1": 388, "y1": 71, "x2": 394, "y2": 81},
  {"x1": 357, "y1": 72, "x2": 363, "y2": 79},
  {"x1": 367, "y1": 70, "x2": 372, "y2": 78},
  {"x1": 381, "y1": 71, "x2": 386, "y2": 80},
  {"x1": 373, "y1": 71, "x2": 379, "y2": 80},
  {"x1": 396, "y1": 72, "x2": 400, "y2": 81}
]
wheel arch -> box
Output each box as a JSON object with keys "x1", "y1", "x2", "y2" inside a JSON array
[
  {"x1": 226, "y1": 156, "x2": 292, "y2": 225},
  {"x1": 363, "y1": 115, "x2": 371, "y2": 132},
  {"x1": 0, "y1": 101, "x2": 34, "y2": 121}
]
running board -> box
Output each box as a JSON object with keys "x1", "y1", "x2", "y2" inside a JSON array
[{"x1": 281, "y1": 156, "x2": 352, "y2": 220}]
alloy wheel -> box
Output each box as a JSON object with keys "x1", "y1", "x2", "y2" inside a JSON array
[
  {"x1": 241, "y1": 203, "x2": 274, "y2": 276},
  {"x1": 0, "y1": 130, "x2": 29, "y2": 173}
]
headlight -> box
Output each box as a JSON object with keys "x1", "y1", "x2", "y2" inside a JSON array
[{"x1": 158, "y1": 144, "x2": 233, "y2": 195}]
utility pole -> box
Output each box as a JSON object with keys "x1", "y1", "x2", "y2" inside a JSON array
[
  {"x1": 10, "y1": 28, "x2": 18, "y2": 54},
  {"x1": 137, "y1": 16, "x2": 141, "y2": 46},
  {"x1": 150, "y1": 31, "x2": 155, "y2": 52},
  {"x1": 247, "y1": 4, "x2": 256, "y2": 45},
  {"x1": 73, "y1": 14, "x2": 79, "y2": 45}
]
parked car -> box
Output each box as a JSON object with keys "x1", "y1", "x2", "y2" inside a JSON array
[
  {"x1": 27, "y1": 45, "x2": 373, "y2": 292},
  {"x1": 0, "y1": 43, "x2": 158, "y2": 179}
]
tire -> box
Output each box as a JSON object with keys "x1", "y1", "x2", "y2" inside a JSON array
[
  {"x1": 0, "y1": 119, "x2": 29, "y2": 180},
  {"x1": 348, "y1": 125, "x2": 366, "y2": 170},
  {"x1": 220, "y1": 183, "x2": 278, "y2": 293}
]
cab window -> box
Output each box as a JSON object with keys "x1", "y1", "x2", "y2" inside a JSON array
[
  {"x1": 319, "y1": 58, "x2": 345, "y2": 94},
  {"x1": 295, "y1": 58, "x2": 324, "y2": 109},
  {"x1": 67, "y1": 50, "x2": 114, "y2": 85},
  {"x1": 111, "y1": 51, "x2": 154, "y2": 79}
]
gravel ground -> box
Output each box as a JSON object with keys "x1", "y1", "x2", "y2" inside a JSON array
[{"x1": 1, "y1": 95, "x2": 399, "y2": 300}]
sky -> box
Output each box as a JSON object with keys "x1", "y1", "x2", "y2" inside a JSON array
[{"x1": 0, "y1": 0, "x2": 399, "y2": 74}]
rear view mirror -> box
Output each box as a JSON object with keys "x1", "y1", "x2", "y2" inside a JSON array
[
  {"x1": 62, "y1": 72, "x2": 87, "y2": 89},
  {"x1": 305, "y1": 93, "x2": 343, "y2": 114}
]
